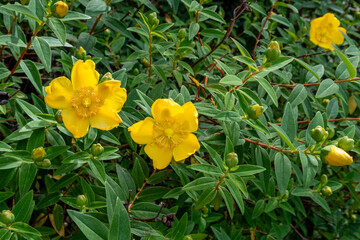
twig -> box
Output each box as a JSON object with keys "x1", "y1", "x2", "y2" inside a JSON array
[
  {"x1": 191, "y1": 2, "x2": 248, "y2": 68},
  {"x1": 290, "y1": 224, "x2": 308, "y2": 240},
  {"x1": 244, "y1": 138, "x2": 299, "y2": 153},
  {"x1": 252, "y1": 0, "x2": 278, "y2": 59},
  {"x1": 296, "y1": 50, "x2": 329, "y2": 58},
  {"x1": 273, "y1": 118, "x2": 360, "y2": 126}
]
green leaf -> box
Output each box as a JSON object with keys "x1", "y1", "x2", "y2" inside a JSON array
[
  {"x1": 333, "y1": 47, "x2": 356, "y2": 79},
  {"x1": 2, "y1": 4, "x2": 41, "y2": 24},
  {"x1": 305, "y1": 112, "x2": 324, "y2": 146},
  {"x1": 294, "y1": 58, "x2": 321, "y2": 82},
  {"x1": 13, "y1": 191, "x2": 34, "y2": 223},
  {"x1": 231, "y1": 165, "x2": 266, "y2": 176},
  {"x1": 233, "y1": 56, "x2": 258, "y2": 70},
  {"x1": 275, "y1": 153, "x2": 291, "y2": 195},
  {"x1": 172, "y1": 213, "x2": 188, "y2": 240},
  {"x1": 315, "y1": 79, "x2": 339, "y2": 98},
  {"x1": 195, "y1": 187, "x2": 217, "y2": 210},
  {"x1": 61, "y1": 11, "x2": 91, "y2": 21},
  {"x1": 281, "y1": 102, "x2": 297, "y2": 142},
  {"x1": 310, "y1": 194, "x2": 331, "y2": 213},
  {"x1": 189, "y1": 22, "x2": 200, "y2": 39},
  {"x1": 224, "y1": 179, "x2": 244, "y2": 214},
  {"x1": 183, "y1": 177, "x2": 218, "y2": 191},
  {"x1": 202, "y1": 143, "x2": 226, "y2": 172},
  {"x1": 252, "y1": 199, "x2": 265, "y2": 218},
  {"x1": 68, "y1": 210, "x2": 109, "y2": 240},
  {"x1": 19, "y1": 60, "x2": 43, "y2": 95},
  {"x1": 109, "y1": 198, "x2": 131, "y2": 240},
  {"x1": 188, "y1": 164, "x2": 223, "y2": 176},
  {"x1": 19, "y1": 163, "x2": 37, "y2": 197},
  {"x1": 0, "y1": 157, "x2": 22, "y2": 170},
  {"x1": 45, "y1": 17, "x2": 66, "y2": 45},
  {"x1": 268, "y1": 123, "x2": 296, "y2": 151},
  {"x1": 89, "y1": 157, "x2": 106, "y2": 185},
  {"x1": 288, "y1": 84, "x2": 308, "y2": 108},
  {"x1": 32, "y1": 37, "x2": 52, "y2": 73},
  {"x1": 231, "y1": 38, "x2": 251, "y2": 58},
  {"x1": 219, "y1": 186, "x2": 234, "y2": 219},
  {"x1": 199, "y1": 9, "x2": 225, "y2": 24},
  {"x1": 9, "y1": 222, "x2": 40, "y2": 236},
  {"x1": 254, "y1": 77, "x2": 278, "y2": 107},
  {"x1": 263, "y1": 57, "x2": 294, "y2": 72},
  {"x1": 219, "y1": 75, "x2": 242, "y2": 85}
]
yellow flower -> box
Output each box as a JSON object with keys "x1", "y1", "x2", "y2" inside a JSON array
[
  {"x1": 309, "y1": 13, "x2": 347, "y2": 50},
  {"x1": 52, "y1": 1, "x2": 69, "y2": 18},
  {"x1": 129, "y1": 99, "x2": 200, "y2": 169},
  {"x1": 321, "y1": 145, "x2": 353, "y2": 166},
  {"x1": 45, "y1": 60, "x2": 127, "y2": 138}
]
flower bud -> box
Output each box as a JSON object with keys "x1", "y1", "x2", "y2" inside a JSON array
[
  {"x1": 326, "y1": 127, "x2": 335, "y2": 139},
  {"x1": 311, "y1": 126, "x2": 327, "y2": 142},
  {"x1": 225, "y1": 152, "x2": 238, "y2": 169},
  {"x1": 0, "y1": 91, "x2": 10, "y2": 105},
  {"x1": 132, "y1": 68, "x2": 139, "y2": 75},
  {"x1": 0, "y1": 210, "x2": 15, "y2": 226},
  {"x1": 55, "y1": 110, "x2": 63, "y2": 123},
  {"x1": 320, "y1": 174, "x2": 328, "y2": 185},
  {"x1": 338, "y1": 136, "x2": 354, "y2": 152},
  {"x1": 148, "y1": 12, "x2": 158, "y2": 27},
  {"x1": 41, "y1": 159, "x2": 51, "y2": 168},
  {"x1": 321, "y1": 186, "x2": 332, "y2": 196},
  {"x1": 76, "y1": 195, "x2": 88, "y2": 207},
  {"x1": 32, "y1": 147, "x2": 46, "y2": 162},
  {"x1": 104, "y1": 28, "x2": 111, "y2": 40},
  {"x1": 247, "y1": 105, "x2": 264, "y2": 120},
  {"x1": 76, "y1": 47, "x2": 86, "y2": 60},
  {"x1": 265, "y1": 41, "x2": 281, "y2": 61},
  {"x1": 282, "y1": 190, "x2": 289, "y2": 201},
  {"x1": 351, "y1": 214, "x2": 357, "y2": 223},
  {"x1": 51, "y1": 1, "x2": 68, "y2": 18},
  {"x1": 91, "y1": 143, "x2": 104, "y2": 156},
  {"x1": 100, "y1": 72, "x2": 113, "y2": 82},
  {"x1": 321, "y1": 146, "x2": 353, "y2": 166},
  {"x1": 178, "y1": 28, "x2": 187, "y2": 40}
]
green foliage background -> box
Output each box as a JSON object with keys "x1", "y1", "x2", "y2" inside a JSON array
[{"x1": 0, "y1": 0, "x2": 360, "y2": 239}]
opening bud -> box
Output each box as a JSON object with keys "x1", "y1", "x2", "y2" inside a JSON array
[
  {"x1": 76, "y1": 195, "x2": 88, "y2": 207},
  {"x1": 76, "y1": 47, "x2": 86, "y2": 60},
  {"x1": 265, "y1": 41, "x2": 281, "y2": 61},
  {"x1": 311, "y1": 126, "x2": 327, "y2": 142},
  {"x1": 178, "y1": 28, "x2": 187, "y2": 40},
  {"x1": 0, "y1": 210, "x2": 15, "y2": 226},
  {"x1": 141, "y1": 58, "x2": 151, "y2": 67},
  {"x1": 321, "y1": 186, "x2": 332, "y2": 197},
  {"x1": 100, "y1": 72, "x2": 113, "y2": 82},
  {"x1": 91, "y1": 143, "x2": 104, "y2": 156},
  {"x1": 32, "y1": 147, "x2": 46, "y2": 162},
  {"x1": 55, "y1": 110, "x2": 63, "y2": 123},
  {"x1": 148, "y1": 12, "x2": 158, "y2": 27},
  {"x1": 41, "y1": 159, "x2": 51, "y2": 168},
  {"x1": 247, "y1": 105, "x2": 264, "y2": 120},
  {"x1": 338, "y1": 136, "x2": 354, "y2": 152},
  {"x1": 321, "y1": 146, "x2": 353, "y2": 166},
  {"x1": 51, "y1": 1, "x2": 68, "y2": 18},
  {"x1": 225, "y1": 152, "x2": 238, "y2": 169}
]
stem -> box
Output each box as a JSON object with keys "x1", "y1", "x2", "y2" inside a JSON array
[
  {"x1": 128, "y1": 169, "x2": 157, "y2": 211},
  {"x1": 106, "y1": 41, "x2": 120, "y2": 70},
  {"x1": 296, "y1": 50, "x2": 329, "y2": 59},
  {"x1": 5, "y1": 21, "x2": 45, "y2": 82},
  {"x1": 148, "y1": 32, "x2": 153, "y2": 82},
  {"x1": 89, "y1": 0, "x2": 111, "y2": 35},
  {"x1": 273, "y1": 117, "x2": 360, "y2": 126},
  {"x1": 252, "y1": 0, "x2": 278, "y2": 59},
  {"x1": 172, "y1": 44, "x2": 179, "y2": 78},
  {"x1": 244, "y1": 138, "x2": 299, "y2": 153}
]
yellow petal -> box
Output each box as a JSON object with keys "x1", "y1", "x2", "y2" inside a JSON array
[
  {"x1": 330, "y1": 28, "x2": 346, "y2": 45},
  {"x1": 71, "y1": 60, "x2": 99, "y2": 90},
  {"x1": 89, "y1": 106, "x2": 122, "y2": 131},
  {"x1": 173, "y1": 133, "x2": 200, "y2": 162},
  {"x1": 151, "y1": 99, "x2": 182, "y2": 122},
  {"x1": 144, "y1": 143, "x2": 172, "y2": 169},
  {"x1": 323, "y1": 13, "x2": 340, "y2": 27},
  {"x1": 95, "y1": 80, "x2": 127, "y2": 112},
  {"x1": 319, "y1": 41, "x2": 334, "y2": 50},
  {"x1": 61, "y1": 109, "x2": 89, "y2": 138},
  {"x1": 177, "y1": 102, "x2": 198, "y2": 132},
  {"x1": 44, "y1": 76, "x2": 73, "y2": 109},
  {"x1": 128, "y1": 117, "x2": 155, "y2": 145}
]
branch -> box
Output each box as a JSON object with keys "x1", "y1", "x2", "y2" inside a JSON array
[
  {"x1": 273, "y1": 118, "x2": 360, "y2": 126},
  {"x1": 271, "y1": 77, "x2": 360, "y2": 88},
  {"x1": 252, "y1": 0, "x2": 278, "y2": 59}
]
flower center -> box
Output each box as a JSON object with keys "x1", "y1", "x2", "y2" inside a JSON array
[
  {"x1": 154, "y1": 121, "x2": 185, "y2": 149},
  {"x1": 71, "y1": 87, "x2": 101, "y2": 118}
]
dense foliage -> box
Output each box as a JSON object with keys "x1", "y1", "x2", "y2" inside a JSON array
[{"x1": 0, "y1": 0, "x2": 360, "y2": 239}]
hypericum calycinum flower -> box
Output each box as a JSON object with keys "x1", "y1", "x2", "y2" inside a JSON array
[
  {"x1": 321, "y1": 145, "x2": 353, "y2": 166},
  {"x1": 45, "y1": 60, "x2": 127, "y2": 138},
  {"x1": 128, "y1": 99, "x2": 200, "y2": 169},
  {"x1": 32, "y1": 147, "x2": 46, "y2": 162},
  {"x1": 51, "y1": 1, "x2": 69, "y2": 18},
  {"x1": 309, "y1": 13, "x2": 346, "y2": 50},
  {"x1": 265, "y1": 41, "x2": 281, "y2": 61}
]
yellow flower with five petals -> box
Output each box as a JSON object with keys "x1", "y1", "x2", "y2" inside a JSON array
[
  {"x1": 309, "y1": 13, "x2": 346, "y2": 50},
  {"x1": 129, "y1": 99, "x2": 200, "y2": 169},
  {"x1": 45, "y1": 60, "x2": 127, "y2": 138}
]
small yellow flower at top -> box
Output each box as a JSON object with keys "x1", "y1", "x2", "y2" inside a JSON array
[
  {"x1": 45, "y1": 60, "x2": 127, "y2": 138},
  {"x1": 128, "y1": 99, "x2": 200, "y2": 169},
  {"x1": 309, "y1": 13, "x2": 347, "y2": 50},
  {"x1": 51, "y1": 1, "x2": 69, "y2": 18}
]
